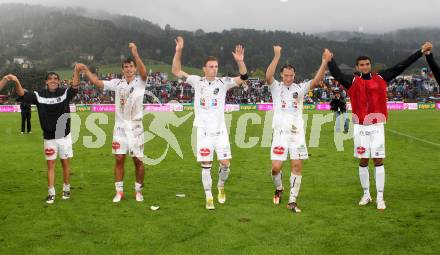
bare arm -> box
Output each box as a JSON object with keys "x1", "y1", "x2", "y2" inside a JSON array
[
  {"x1": 265, "y1": 45, "x2": 282, "y2": 85},
  {"x1": 6, "y1": 75, "x2": 25, "y2": 97},
  {"x1": 232, "y1": 44, "x2": 247, "y2": 86},
  {"x1": 129, "y1": 42, "x2": 148, "y2": 81},
  {"x1": 77, "y1": 63, "x2": 104, "y2": 89},
  {"x1": 0, "y1": 76, "x2": 8, "y2": 90},
  {"x1": 72, "y1": 64, "x2": 81, "y2": 89},
  {"x1": 172, "y1": 36, "x2": 189, "y2": 79},
  {"x1": 309, "y1": 49, "x2": 332, "y2": 89}
]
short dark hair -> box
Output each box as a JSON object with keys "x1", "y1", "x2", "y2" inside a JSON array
[
  {"x1": 280, "y1": 64, "x2": 296, "y2": 73},
  {"x1": 203, "y1": 56, "x2": 218, "y2": 67},
  {"x1": 122, "y1": 58, "x2": 136, "y2": 68},
  {"x1": 356, "y1": 56, "x2": 371, "y2": 66},
  {"x1": 45, "y1": 72, "x2": 60, "y2": 81}
]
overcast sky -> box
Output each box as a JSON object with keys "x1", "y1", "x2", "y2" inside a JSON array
[{"x1": 0, "y1": 0, "x2": 439, "y2": 33}]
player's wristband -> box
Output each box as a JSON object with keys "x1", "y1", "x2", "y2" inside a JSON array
[{"x1": 240, "y1": 73, "x2": 249, "y2": 81}]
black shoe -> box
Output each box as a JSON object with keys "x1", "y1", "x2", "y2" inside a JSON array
[
  {"x1": 62, "y1": 191, "x2": 70, "y2": 200},
  {"x1": 287, "y1": 202, "x2": 301, "y2": 213},
  {"x1": 273, "y1": 189, "x2": 283, "y2": 205},
  {"x1": 46, "y1": 195, "x2": 55, "y2": 204}
]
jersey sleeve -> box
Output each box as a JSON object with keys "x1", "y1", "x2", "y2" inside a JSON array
[
  {"x1": 135, "y1": 76, "x2": 148, "y2": 89},
  {"x1": 67, "y1": 87, "x2": 79, "y2": 101},
  {"x1": 22, "y1": 91, "x2": 38, "y2": 104},
  {"x1": 185, "y1": 75, "x2": 201, "y2": 89},
  {"x1": 103, "y1": 79, "x2": 119, "y2": 91},
  {"x1": 268, "y1": 79, "x2": 280, "y2": 93},
  {"x1": 298, "y1": 81, "x2": 312, "y2": 96},
  {"x1": 223, "y1": 77, "x2": 238, "y2": 90}
]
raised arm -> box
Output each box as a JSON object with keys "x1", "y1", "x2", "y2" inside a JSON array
[
  {"x1": 309, "y1": 49, "x2": 332, "y2": 89},
  {"x1": 172, "y1": 36, "x2": 189, "y2": 79},
  {"x1": 425, "y1": 48, "x2": 440, "y2": 84},
  {"x1": 232, "y1": 44, "x2": 248, "y2": 86},
  {"x1": 265, "y1": 45, "x2": 282, "y2": 85},
  {"x1": 0, "y1": 76, "x2": 8, "y2": 90},
  {"x1": 378, "y1": 42, "x2": 431, "y2": 82},
  {"x1": 327, "y1": 55, "x2": 354, "y2": 90},
  {"x1": 72, "y1": 64, "x2": 81, "y2": 89},
  {"x1": 5, "y1": 74, "x2": 25, "y2": 97},
  {"x1": 76, "y1": 63, "x2": 104, "y2": 89},
  {"x1": 129, "y1": 42, "x2": 148, "y2": 81}
]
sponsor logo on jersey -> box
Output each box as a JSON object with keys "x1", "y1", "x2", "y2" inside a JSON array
[
  {"x1": 45, "y1": 148, "x2": 55, "y2": 156},
  {"x1": 357, "y1": 146, "x2": 366, "y2": 154},
  {"x1": 199, "y1": 148, "x2": 211, "y2": 157},
  {"x1": 112, "y1": 141, "x2": 121, "y2": 150},
  {"x1": 273, "y1": 146, "x2": 285, "y2": 155}
]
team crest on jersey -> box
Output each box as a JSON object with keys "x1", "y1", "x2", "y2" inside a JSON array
[
  {"x1": 292, "y1": 92, "x2": 298, "y2": 99},
  {"x1": 213, "y1": 88, "x2": 220, "y2": 95}
]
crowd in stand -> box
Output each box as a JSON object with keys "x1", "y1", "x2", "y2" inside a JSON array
[{"x1": 2, "y1": 71, "x2": 439, "y2": 105}]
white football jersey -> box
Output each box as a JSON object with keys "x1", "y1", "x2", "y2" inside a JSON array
[
  {"x1": 103, "y1": 76, "x2": 147, "y2": 123},
  {"x1": 269, "y1": 79, "x2": 311, "y2": 130},
  {"x1": 186, "y1": 75, "x2": 237, "y2": 131}
]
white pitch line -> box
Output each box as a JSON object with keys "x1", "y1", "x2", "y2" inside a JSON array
[{"x1": 386, "y1": 128, "x2": 440, "y2": 148}]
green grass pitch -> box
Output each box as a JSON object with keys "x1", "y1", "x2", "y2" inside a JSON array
[{"x1": 0, "y1": 110, "x2": 439, "y2": 254}]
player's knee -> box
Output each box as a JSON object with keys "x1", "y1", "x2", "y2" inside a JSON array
[
  {"x1": 272, "y1": 161, "x2": 282, "y2": 173},
  {"x1": 290, "y1": 161, "x2": 302, "y2": 174},
  {"x1": 219, "y1": 160, "x2": 230, "y2": 169},
  {"x1": 115, "y1": 154, "x2": 125, "y2": 163},
  {"x1": 373, "y1": 158, "x2": 383, "y2": 166},
  {"x1": 359, "y1": 158, "x2": 369, "y2": 167},
  {"x1": 133, "y1": 157, "x2": 144, "y2": 166}
]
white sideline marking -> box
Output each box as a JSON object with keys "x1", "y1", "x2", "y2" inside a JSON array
[{"x1": 387, "y1": 128, "x2": 440, "y2": 148}]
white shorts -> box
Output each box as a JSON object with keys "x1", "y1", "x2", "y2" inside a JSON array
[
  {"x1": 271, "y1": 129, "x2": 308, "y2": 161},
  {"x1": 353, "y1": 123, "x2": 385, "y2": 158},
  {"x1": 112, "y1": 123, "x2": 144, "y2": 158},
  {"x1": 196, "y1": 126, "x2": 231, "y2": 162},
  {"x1": 43, "y1": 133, "x2": 73, "y2": 160}
]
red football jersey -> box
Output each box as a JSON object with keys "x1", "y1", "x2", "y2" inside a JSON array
[{"x1": 348, "y1": 74, "x2": 388, "y2": 125}]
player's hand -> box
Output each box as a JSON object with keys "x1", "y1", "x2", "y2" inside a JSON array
[
  {"x1": 175, "y1": 36, "x2": 184, "y2": 52},
  {"x1": 421, "y1": 41, "x2": 433, "y2": 55},
  {"x1": 129, "y1": 42, "x2": 138, "y2": 56},
  {"x1": 232, "y1": 44, "x2": 244, "y2": 62},
  {"x1": 322, "y1": 48, "x2": 333, "y2": 63},
  {"x1": 75, "y1": 63, "x2": 87, "y2": 72},
  {"x1": 273, "y1": 45, "x2": 282, "y2": 57},
  {"x1": 6, "y1": 74, "x2": 18, "y2": 82}
]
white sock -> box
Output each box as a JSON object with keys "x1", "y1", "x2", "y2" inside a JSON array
[
  {"x1": 375, "y1": 165, "x2": 385, "y2": 201},
  {"x1": 271, "y1": 171, "x2": 283, "y2": 190},
  {"x1": 217, "y1": 165, "x2": 230, "y2": 188},
  {"x1": 115, "y1": 181, "x2": 124, "y2": 193},
  {"x1": 289, "y1": 174, "x2": 302, "y2": 203},
  {"x1": 202, "y1": 167, "x2": 213, "y2": 199},
  {"x1": 63, "y1": 183, "x2": 70, "y2": 192},
  {"x1": 135, "y1": 182, "x2": 143, "y2": 192},
  {"x1": 48, "y1": 186, "x2": 55, "y2": 196},
  {"x1": 359, "y1": 166, "x2": 370, "y2": 196}
]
